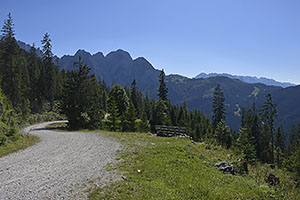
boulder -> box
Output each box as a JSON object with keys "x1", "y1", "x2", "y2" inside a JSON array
[{"x1": 214, "y1": 162, "x2": 234, "y2": 175}]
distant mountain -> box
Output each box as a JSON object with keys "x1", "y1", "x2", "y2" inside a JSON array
[
  {"x1": 60, "y1": 49, "x2": 161, "y2": 97},
  {"x1": 17, "y1": 40, "x2": 43, "y2": 58},
  {"x1": 195, "y1": 72, "x2": 296, "y2": 88},
  {"x1": 58, "y1": 49, "x2": 300, "y2": 131},
  {"x1": 15, "y1": 41, "x2": 300, "y2": 131}
]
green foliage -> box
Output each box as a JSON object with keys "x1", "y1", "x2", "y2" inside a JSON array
[
  {"x1": 0, "y1": 133, "x2": 7, "y2": 146},
  {"x1": 275, "y1": 126, "x2": 285, "y2": 168},
  {"x1": 285, "y1": 122, "x2": 300, "y2": 177},
  {"x1": 121, "y1": 103, "x2": 137, "y2": 132},
  {"x1": 154, "y1": 99, "x2": 170, "y2": 126},
  {"x1": 61, "y1": 57, "x2": 103, "y2": 130},
  {"x1": 88, "y1": 130, "x2": 299, "y2": 200},
  {"x1": 107, "y1": 98, "x2": 121, "y2": 131},
  {"x1": 212, "y1": 84, "x2": 225, "y2": 129},
  {"x1": 0, "y1": 135, "x2": 39, "y2": 158},
  {"x1": 259, "y1": 93, "x2": 277, "y2": 164},
  {"x1": 0, "y1": 88, "x2": 18, "y2": 145},
  {"x1": 0, "y1": 13, "x2": 30, "y2": 117},
  {"x1": 109, "y1": 84, "x2": 130, "y2": 116},
  {"x1": 158, "y1": 69, "x2": 168, "y2": 101},
  {"x1": 215, "y1": 120, "x2": 232, "y2": 148},
  {"x1": 236, "y1": 127, "x2": 256, "y2": 163}
]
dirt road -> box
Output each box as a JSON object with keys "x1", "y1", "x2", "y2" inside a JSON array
[{"x1": 0, "y1": 121, "x2": 121, "y2": 199}]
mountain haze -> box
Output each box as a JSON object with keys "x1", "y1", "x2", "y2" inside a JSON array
[{"x1": 195, "y1": 72, "x2": 296, "y2": 88}]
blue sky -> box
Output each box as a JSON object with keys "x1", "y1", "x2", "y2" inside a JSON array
[{"x1": 1, "y1": 0, "x2": 300, "y2": 84}]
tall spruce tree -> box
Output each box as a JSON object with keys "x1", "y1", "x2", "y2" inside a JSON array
[
  {"x1": 212, "y1": 84, "x2": 225, "y2": 129},
  {"x1": 108, "y1": 84, "x2": 130, "y2": 117},
  {"x1": 107, "y1": 98, "x2": 120, "y2": 131},
  {"x1": 158, "y1": 69, "x2": 168, "y2": 101},
  {"x1": 130, "y1": 79, "x2": 139, "y2": 114},
  {"x1": 27, "y1": 43, "x2": 42, "y2": 112},
  {"x1": 0, "y1": 13, "x2": 30, "y2": 117},
  {"x1": 61, "y1": 57, "x2": 102, "y2": 129},
  {"x1": 41, "y1": 33, "x2": 56, "y2": 106},
  {"x1": 275, "y1": 126, "x2": 285, "y2": 168},
  {"x1": 259, "y1": 93, "x2": 277, "y2": 164}
]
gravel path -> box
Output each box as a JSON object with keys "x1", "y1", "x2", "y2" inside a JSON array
[{"x1": 0, "y1": 121, "x2": 121, "y2": 200}]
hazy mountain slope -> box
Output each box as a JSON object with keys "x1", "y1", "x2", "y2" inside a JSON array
[
  {"x1": 271, "y1": 85, "x2": 300, "y2": 131},
  {"x1": 58, "y1": 48, "x2": 300, "y2": 131},
  {"x1": 60, "y1": 49, "x2": 161, "y2": 94},
  {"x1": 166, "y1": 75, "x2": 282, "y2": 130},
  {"x1": 195, "y1": 72, "x2": 296, "y2": 88}
]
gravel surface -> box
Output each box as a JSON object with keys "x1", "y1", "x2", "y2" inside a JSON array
[{"x1": 0, "y1": 121, "x2": 121, "y2": 200}]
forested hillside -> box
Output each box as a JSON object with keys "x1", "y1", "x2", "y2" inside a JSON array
[{"x1": 57, "y1": 48, "x2": 300, "y2": 132}]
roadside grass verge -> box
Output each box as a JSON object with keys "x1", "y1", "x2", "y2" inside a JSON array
[
  {"x1": 86, "y1": 131, "x2": 299, "y2": 200},
  {"x1": 48, "y1": 123, "x2": 300, "y2": 199},
  {"x1": 0, "y1": 135, "x2": 39, "y2": 158}
]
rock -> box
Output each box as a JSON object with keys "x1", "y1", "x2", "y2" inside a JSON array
[
  {"x1": 214, "y1": 162, "x2": 234, "y2": 175},
  {"x1": 267, "y1": 173, "x2": 280, "y2": 186}
]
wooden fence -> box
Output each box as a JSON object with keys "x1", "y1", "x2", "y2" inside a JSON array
[{"x1": 155, "y1": 125, "x2": 188, "y2": 137}]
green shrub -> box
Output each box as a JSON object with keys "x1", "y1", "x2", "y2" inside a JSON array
[{"x1": 0, "y1": 134, "x2": 7, "y2": 146}]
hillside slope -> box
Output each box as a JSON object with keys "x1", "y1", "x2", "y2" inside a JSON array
[{"x1": 58, "y1": 49, "x2": 299, "y2": 131}]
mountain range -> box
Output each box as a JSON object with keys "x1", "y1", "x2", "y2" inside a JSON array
[
  {"x1": 58, "y1": 49, "x2": 300, "y2": 132},
  {"x1": 195, "y1": 73, "x2": 296, "y2": 88},
  {"x1": 17, "y1": 42, "x2": 300, "y2": 132}
]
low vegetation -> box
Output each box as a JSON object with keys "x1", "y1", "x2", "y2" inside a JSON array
[
  {"x1": 84, "y1": 130, "x2": 299, "y2": 199},
  {"x1": 0, "y1": 134, "x2": 39, "y2": 158}
]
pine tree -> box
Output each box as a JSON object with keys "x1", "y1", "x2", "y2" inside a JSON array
[
  {"x1": 237, "y1": 127, "x2": 257, "y2": 163},
  {"x1": 131, "y1": 79, "x2": 138, "y2": 111},
  {"x1": 158, "y1": 69, "x2": 168, "y2": 101},
  {"x1": 107, "y1": 98, "x2": 120, "y2": 131},
  {"x1": 212, "y1": 84, "x2": 225, "y2": 129},
  {"x1": 154, "y1": 99, "x2": 170, "y2": 125},
  {"x1": 27, "y1": 43, "x2": 42, "y2": 112},
  {"x1": 215, "y1": 120, "x2": 232, "y2": 148},
  {"x1": 109, "y1": 84, "x2": 130, "y2": 117},
  {"x1": 61, "y1": 57, "x2": 102, "y2": 129},
  {"x1": 0, "y1": 13, "x2": 30, "y2": 118},
  {"x1": 121, "y1": 102, "x2": 137, "y2": 132},
  {"x1": 259, "y1": 93, "x2": 277, "y2": 164},
  {"x1": 275, "y1": 126, "x2": 285, "y2": 168},
  {"x1": 0, "y1": 13, "x2": 20, "y2": 106},
  {"x1": 41, "y1": 33, "x2": 56, "y2": 107}
]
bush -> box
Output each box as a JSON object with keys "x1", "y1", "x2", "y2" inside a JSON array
[
  {"x1": 0, "y1": 134, "x2": 7, "y2": 146},
  {"x1": 27, "y1": 112, "x2": 65, "y2": 125},
  {"x1": 9, "y1": 133, "x2": 21, "y2": 142}
]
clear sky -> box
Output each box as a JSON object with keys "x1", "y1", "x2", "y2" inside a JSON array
[{"x1": 1, "y1": 0, "x2": 300, "y2": 84}]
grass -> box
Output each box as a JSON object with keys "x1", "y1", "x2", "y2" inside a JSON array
[
  {"x1": 49, "y1": 123, "x2": 300, "y2": 199},
  {"x1": 0, "y1": 135, "x2": 39, "y2": 158},
  {"x1": 45, "y1": 122, "x2": 68, "y2": 131}
]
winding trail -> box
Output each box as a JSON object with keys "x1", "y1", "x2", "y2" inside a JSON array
[{"x1": 0, "y1": 121, "x2": 121, "y2": 200}]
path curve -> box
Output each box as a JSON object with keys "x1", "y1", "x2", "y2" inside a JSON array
[{"x1": 0, "y1": 121, "x2": 121, "y2": 200}]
